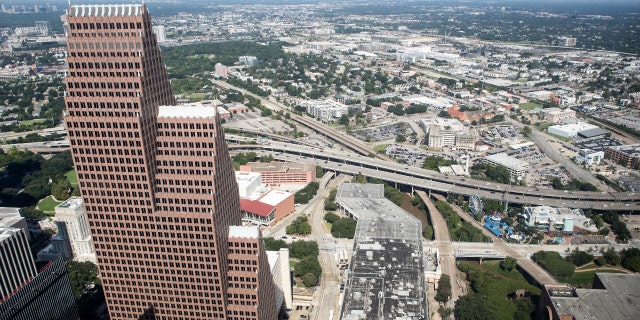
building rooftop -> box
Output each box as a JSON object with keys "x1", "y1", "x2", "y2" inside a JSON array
[
  {"x1": 484, "y1": 152, "x2": 529, "y2": 171},
  {"x1": 228, "y1": 225, "x2": 260, "y2": 239},
  {"x1": 242, "y1": 161, "x2": 314, "y2": 173},
  {"x1": 547, "y1": 273, "x2": 640, "y2": 320},
  {"x1": 69, "y1": 4, "x2": 144, "y2": 17},
  {"x1": 158, "y1": 102, "x2": 218, "y2": 119},
  {"x1": 607, "y1": 144, "x2": 640, "y2": 156},
  {"x1": 0, "y1": 208, "x2": 22, "y2": 228},
  {"x1": 55, "y1": 197, "x2": 83, "y2": 211},
  {"x1": 578, "y1": 127, "x2": 609, "y2": 138},
  {"x1": 239, "y1": 199, "x2": 275, "y2": 217},
  {"x1": 258, "y1": 190, "x2": 292, "y2": 206},
  {"x1": 337, "y1": 184, "x2": 426, "y2": 319}
]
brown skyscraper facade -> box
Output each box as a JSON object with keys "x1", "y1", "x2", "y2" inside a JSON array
[{"x1": 63, "y1": 4, "x2": 277, "y2": 319}]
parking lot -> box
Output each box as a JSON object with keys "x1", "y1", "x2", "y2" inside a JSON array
[{"x1": 351, "y1": 122, "x2": 414, "y2": 142}]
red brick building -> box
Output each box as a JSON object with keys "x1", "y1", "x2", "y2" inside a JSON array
[{"x1": 63, "y1": 4, "x2": 277, "y2": 319}]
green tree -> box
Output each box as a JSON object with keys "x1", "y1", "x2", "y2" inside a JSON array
[
  {"x1": 422, "y1": 225, "x2": 434, "y2": 240},
  {"x1": 353, "y1": 172, "x2": 367, "y2": 183},
  {"x1": 301, "y1": 273, "x2": 318, "y2": 287},
  {"x1": 338, "y1": 114, "x2": 349, "y2": 126},
  {"x1": 592, "y1": 215, "x2": 604, "y2": 229},
  {"x1": 315, "y1": 165, "x2": 325, "y2": 178},
  {"x1": 603, "y1": 248, "x2": 621, "y2": 266},
  {"x1": 500, "y1": 257, "x2": 517, "y2": 272},
  {"x1": 455, "y1": 293, "x2": 494, "y2": 320},
  {"x1": 567, "y1": 249, "x2": 594, "y2": 267},
  {"x1": 294, "y1": 256, "x2": 322, "y2": 278},
  {"x1": 263, "y1": 237, "x2": 288, "y2": 251},
  {"x1": 66, "y1": 261, "x2": 101, "y2": 298},
  {"x1": 51, "y1": 178, "x2": 72, "y2": 201},
  {"x1": 435, "y1": 274, "x2": 452, "y2": 303},
  {"x1": 395, "y1": 134, "x2": 406, "y2": 143},
  {"x1": 438, "y1": 306, "x2": 453, "y2": 320},
  {"x1": 324, "y1": 212, "x2": 340, "y2": 223},
  {"x1": 289, "y1": 240, "x2": 319, "y2": 259},
  {"x1": 331, "y1": 218, "x2": 357, "y2": 239}
]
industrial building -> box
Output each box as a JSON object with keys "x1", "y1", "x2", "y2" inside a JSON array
[
  {"x1": 336, "y1": 184, "x2": 427, "y2": 320},
  {"x1": 482, "y1": 153, "x2": 530, "y2": 178},
  {"x1": 547, "y1": 122, "x2": 600, "y2": 138},
  {"x1": 521, "y1": 206, "x2": 597, "y2": 233},
  {"x1": 541, "y1": 273, "x2": 640, "y2": 320}
]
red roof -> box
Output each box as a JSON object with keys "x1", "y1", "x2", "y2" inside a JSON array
[{"x1": 240, "y1": 199, "x2": 275, "y2": 217}]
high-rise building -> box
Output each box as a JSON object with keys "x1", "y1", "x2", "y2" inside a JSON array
[
  {"x1": 0, "y1": 228, "x2": 79, "y2": 320},
  {"x1": 152, "y1": 25, "x2": 166, "y2": 43},
  {"x1": 63, "y1": 4, "x2": 278, "y2": 319},
  {"x1": 0, "y1": 228, "x2": 36, "y2": 300}
]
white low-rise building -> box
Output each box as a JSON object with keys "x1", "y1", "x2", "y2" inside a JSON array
[
  {"x1": 522, "y1": 206, "x2": 596, "y2": 233},
  {"x1": 575, "y1": 149, "x2": 605, "y2": 166},
  {"x1": 54, "y1": 197, "x2": 97, "y2": 263},
  {"x1": 482, "y1": 153, "x2": 529, "y2": 178},
  {"x1": 548, "y1": 122, "x2": 599, "y2": 138},
  {"x1": 302, "y1": 99, "x2": 349, "y2": 122}
]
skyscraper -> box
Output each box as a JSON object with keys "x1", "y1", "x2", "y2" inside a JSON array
[
  {"x1": 63, "y1": 4, "x2": 277, "y2": 319},
  {"x1": 0, "y1": 228, "x2": 79, "y2": 320}
]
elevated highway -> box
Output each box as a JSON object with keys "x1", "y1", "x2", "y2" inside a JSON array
[{"x1": 228, "y1": 141, "x2": 640, "y2": 210}]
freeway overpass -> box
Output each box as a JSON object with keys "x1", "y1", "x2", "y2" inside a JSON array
[
  {"x1": 8, "y1": 135, "x2": 640, "y2": 209},
  {"x1": 228, "y1": 141, "x2": 640, "y2": 210}
]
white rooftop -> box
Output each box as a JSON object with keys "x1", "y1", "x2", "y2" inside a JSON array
[
  {"x1": 70, "y1": 4, "x2": 144, "y2": 17},
  {"x1": 484, "y1": 153, "x2": 529, "y2": 170},
  {"x1": 158, "y1": 103, "x2": 217, "y2": 119},
  {"x1": 0, "y1": 208, "x2": 22, "y2": 228},
  {"x1": 259, "y1": 190, "x2": 292, "y2": 206},
  {"x1": 228, "y1": 225, "x2": 260, "y2": 239}
]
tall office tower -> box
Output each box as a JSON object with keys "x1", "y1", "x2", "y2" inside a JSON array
[
  {"x1": 0, "y1": 229, "x2": 79, "y2": 320},
  {"x1": 0, "y1": 228, "x2": 36, "y2": 300},
  {"x1": 64, "y1": 4, "x2": 277, "y2": 319}
]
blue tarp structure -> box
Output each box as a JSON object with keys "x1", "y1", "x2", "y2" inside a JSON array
[{"x1": 483, "y1": 216, "x2": 504, "y2": 236}]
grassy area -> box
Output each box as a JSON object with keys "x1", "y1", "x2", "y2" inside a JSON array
[
  {"x1": 289, "y1": 260, "x2": 298, "y2": 269},
  {"x1": 18, "y1": 119, "x2": 48, "y2": 126},
  {"x1": 565, "y1": 269, "x2": 625, "y2": 287},
  {"x1": 536, "y1": 122, "x2": 554, "y2": 131},
  {"x1": 373, "y1": 144, "x2": 388, "y2": 153},
  {"x1": 519, "y1": 102, "x2": 543, "y2": 110},
  {"x1": 325, "y1": 222, "x2": 332, "y2": 230},
  {"x1": 474, "y1": 261, "x2": 541, "y2": 295},
  {"x1": 38, "y1": 196, "x2": 62, "y2": 213},
  {"x1": 482, "y1": 260, "x2": 529, "y2": 282},
  {"x1": 64, "y1": 169, "x2": 78, "y2": 187},
  {"x1": 188, "y1": 93, "x2": 210, "y2": 102}
]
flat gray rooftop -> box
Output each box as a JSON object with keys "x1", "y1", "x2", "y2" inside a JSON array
[
  {"x1": 548, "y1": 273, "x2": 640, "y2": 320},
  {"x1": 338, "y1": 184, "x2": 427, "y2": 320}
]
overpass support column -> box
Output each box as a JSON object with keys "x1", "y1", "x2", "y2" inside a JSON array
[
  {"x1": 428, "y1": 189, "x2": 431, "y2": 197},
  {"x1": 411, "y1": 186, "x2": 414, "y2": 195},
  {"x1": 479, "y1": 258, "x2": 483, "y2": 265}
]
